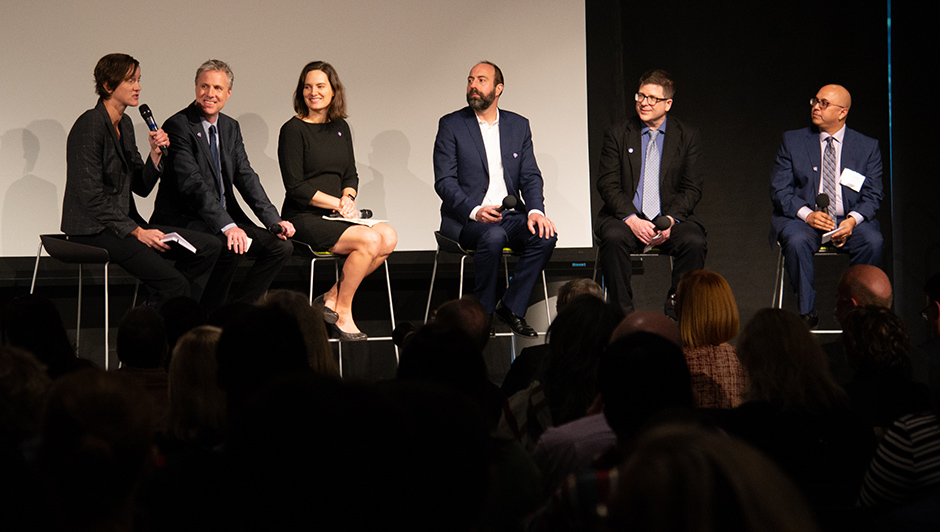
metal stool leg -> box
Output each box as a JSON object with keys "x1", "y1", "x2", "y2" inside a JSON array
[
  {"x1": 30, "y1": 241, "x2": 43, "y2": 293},
  {"x1": 424, "y1": 249, "x2": 440, "y2": 323},
  {"x1": 103, "y1": 262, "x2": 110, "y2": 371},
  {"x1": 383, "y1": 261, "x2": 399, "y2": 362},
  {"x1": 76, "y1": 264, "x2": 83, "y2": 354}
]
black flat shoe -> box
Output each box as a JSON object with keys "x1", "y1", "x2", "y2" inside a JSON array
[
  {"x1": 329, "y1": 322, "x2": 367, "y2": 342},
  {"x1": 313, "y1": 294, "x2": 339, "y2": 324},
  {"x1": 494, "y1": 301, "x2": 538, "y2": 337},
  {"x1": 801, "y1": 311, "x2": 819, "y2": 329}
]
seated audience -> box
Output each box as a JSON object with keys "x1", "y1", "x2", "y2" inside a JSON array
[
  {"x1": 117, "y1": 306, "x2": 170, "y2": 432},
  {"x1": 675, "y1": 270, "x2": 745, "y2": 408},
  {"x1": 259, "y1": 290, "x2": 339, "y2": 378},
  {"x1": 2, "y1": 294, "x2": 94, "y2": 379}
]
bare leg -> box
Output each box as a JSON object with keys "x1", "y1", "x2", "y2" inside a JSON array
[{"x1": 322, "y1": 223, "x2": 397, "y2": 334}]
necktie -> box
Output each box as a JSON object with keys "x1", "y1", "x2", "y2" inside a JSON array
[
  {"x1": 209, "y1": 125, "x2": 226, "y2": 209},
  {"x1": 822, "y1": 136, "x2": 837, "y2": 218},
  {"x1": 642, "y1": 129, "x2": 661, "y2": 219}
]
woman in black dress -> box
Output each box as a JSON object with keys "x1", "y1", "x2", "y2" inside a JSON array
[{"x1": 278, "y1": 61, "x2": 397, "y2": 340}]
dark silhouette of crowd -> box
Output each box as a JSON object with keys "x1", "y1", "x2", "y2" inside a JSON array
[{"x1": 2, "y1": 265, "x2": 940, "y2": 532}]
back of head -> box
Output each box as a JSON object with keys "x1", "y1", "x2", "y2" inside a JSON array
[
  {"x1": 39, "y1": 369, "x2": 156, "y2": 526},
  {"x1": 432, "y1": 296, "x2": 492, "y2": 350},
  {"x1": 599, "y1": 332, "x2": 693, "y2": 439},
  {"x1": 841, "y1": 305, "x2": 910, "y2": 374},
  {"x1": 544, "y1": 295, "x2": 624, "y2": 424},
  {"x1": 216, "y1": 305, "x2": 310, "y2": 411},
  {"x1": 737, "y1": 309, "x2": 843, "y2": 411},
  {"x1": 167, "y1": 326, "x2": 225, "y2": 442},
  {"x1": 159, "y1": 296, "x2": 207, "y2": 355},
  {"x1": 259, "y1": 290, "x2": 338, "y2": 378},
  {"x1": 607, "y1": 423, "x2": 820, "y2": 532},
  {"x1": 676, "y1": 270, "x2": 739, "y2": 348},
  {"x1": 117, "y1": 306, "x2": 168, "y2": 369},
  {"x1": 610, "y1": 310, "x2": 682, "y2": 346},
  {"x1": 0, "y1": 346, "x2": 52, "y2": 443},
  {"x1": 2, "y1": 294, "x2": 79, "y2": 378},
  {"x1": 555, "y1": 278, "x2": 604, "y2": 312}
]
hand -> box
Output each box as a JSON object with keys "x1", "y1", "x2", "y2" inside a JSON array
[
  {"x1": 624, "y1": 216, "x2": 658, "y2": 245},
  {"x1": 830, "y1": 217, "x2": 856, "y2": 247},
  {"x1": 806, "y1": 211, "x2": 835, "y2": 231},
  {"x1": 475, "y1": 205, "x2": 502, "y2": 224},
  {"x1": 224, "y1": 226, "x2": 249, "y2": 254},
  {"x1": 148, "y1": 129, "x2": 169, "y2": 156},
  {"x1": 130, "y1": 227, "x2": 170, "y2": 252},
  {"x1": 527, "y1": 212, "x2": 557, "y2": 239},
  {"x1": 337, "y1": 195, "x2": 357, "y2": 219},
  {"x1": 276, "y1": 220, "x2": 296, "y2": 240}
]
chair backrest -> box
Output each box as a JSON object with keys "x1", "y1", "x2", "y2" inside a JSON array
[
  {"x1": 434, "y1": 231, "x2": 471, "y2": 255},
  {"x1": 40, "y1": 234, "x2": 110, "y2": 264}
]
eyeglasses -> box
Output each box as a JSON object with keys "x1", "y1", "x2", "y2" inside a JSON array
[
  {"x1": 810, "y1": 97, "x2": 847, "y2": 110},
  {"x1": 636, "y1": 92, "x2": 669, "y2": 105}
]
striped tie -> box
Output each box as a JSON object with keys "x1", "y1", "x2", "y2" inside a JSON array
[
  {"x1": 822, "y1": 136, "x2": 836, "y2": 218},
  {"x1": 642, "y1": 129, "x2": 661, "y2": 219}
]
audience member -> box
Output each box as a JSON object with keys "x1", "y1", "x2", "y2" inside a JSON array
[
  {"x1": 919, "y1": 273, "x2": 940, "y2": 398},
  {"x1": 2, "y1": 294, "x2": 94, "y2": 379},
  {"x1": 432, "y1": 296, "x2": 493, "y2": 351},
  {"x1": 841, "y1": 305, "x2": 931, "y2": 431},
  {"x1": 606, "y1": 423, "x2": 821, "y2": 532},
  {"x1": 159, "y1": 295, "x2": 207, "y2": 366},
  {"x1": 609, "y1": 309, "x2": 682, "y2": 345},
  {"x1": 259, "y1": 289, "x2": 339, "y2": 378},
  {"x1": 715, "y1": 308, "x2": 875, "y2": 526},
  {"x1": 117, "y1": 306, "x2": 170, "y2": 432},
  {"x1": 675, "y1": 270, "x2": 745, "y2": 408}
]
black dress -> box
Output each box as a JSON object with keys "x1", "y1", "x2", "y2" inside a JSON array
[{"x1": 277, "y1": 116, "x2": 359, "y2": 250}]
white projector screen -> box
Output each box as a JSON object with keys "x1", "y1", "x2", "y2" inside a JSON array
[{"x1": 0, "y1": 0, "x2": 590, "y2": 255}]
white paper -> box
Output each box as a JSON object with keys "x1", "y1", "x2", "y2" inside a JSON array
[
  {"x1": 160, "y1": 232, "x2": 196, "y2": 253},
  {"x1": 839, "y1": 168, "x2": 866, "y2": 192},
  {"x1": 821, "y1": 227, "x2": 840, "y2": 244}
]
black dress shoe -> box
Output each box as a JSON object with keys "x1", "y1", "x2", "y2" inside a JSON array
[
  {"x1": 313, "y1": 294, "x2": 339, "y2": 324},
  {"x1": 329, "y1": 322, "x2": 367, "y2": 341},
  {"x1": 664, "y1": 293, "x2": 677, "y2": 322},
  {"x1": 494, "y1": 301, "x2": 538, "y2": 337},
  {"x1": 801, "y1": 311, "x2": 819, "y2": 329}
]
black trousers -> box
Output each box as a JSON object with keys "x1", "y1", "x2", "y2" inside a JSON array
[
  {"x1": 595, "y1": 215, "x2": 707, "y2": 314},
  {"x1": 67, "y1": 225, "x2": 222, "y2": 308}
]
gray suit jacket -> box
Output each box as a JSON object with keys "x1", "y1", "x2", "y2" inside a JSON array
[
  {"x1": 151, "y1": 102, "x2": 280, "y2": 233},
  {"x1": 61, "y1": 99, "x2": 159, "y2": 237}
]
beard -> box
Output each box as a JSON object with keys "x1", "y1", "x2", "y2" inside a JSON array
[{"x1": 467, "y1": 87, "x2": 496, "y2": 111}]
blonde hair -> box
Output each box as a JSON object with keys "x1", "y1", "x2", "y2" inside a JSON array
[
  {"x1": 676, "y1": 270, "x2": 739, "y2": 348},
  {"x1": 167, "y1": 326, "x2": 225, "y2": 441}
]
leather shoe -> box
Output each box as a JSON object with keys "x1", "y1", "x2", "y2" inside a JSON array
[
  {"x1": 664, "y1": 293, "x2": 677, "y2": 322},
  {"x1": 801, "y1": 311, "x2": 819, "y2": 329},
  {"x1": 329, "y1": 323, "x2": 367, "y2": 342},
  {"x1": 494, "y1": 301, "x2": 538, "y2": 337},
  {"x1": 313, "y1": 294, "x2": 338, "y2": 324}
]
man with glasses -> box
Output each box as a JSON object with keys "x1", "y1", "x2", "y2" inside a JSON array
[
  {"x1": 595, "y1": 69, "x2": 706, "y2": 317},
  {"x1": 770, "y1": 84, "x2": 883, "y2": 328}
]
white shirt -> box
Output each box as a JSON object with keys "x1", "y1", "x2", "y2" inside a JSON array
[{"x1": 796, "y1": 125, "x2": 863, "y2": 225}]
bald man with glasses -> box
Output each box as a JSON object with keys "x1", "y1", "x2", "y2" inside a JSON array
[
  {"x1": 595, "y1": 69, "x2": 706, "y2": 318},
  {"x1": 769, "y1": 84, "x2": 884, "y2": 328}
]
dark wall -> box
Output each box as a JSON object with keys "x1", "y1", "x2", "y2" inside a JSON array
[{"x1": 586, "y1": 0, "x2": 905, "y2": 333}]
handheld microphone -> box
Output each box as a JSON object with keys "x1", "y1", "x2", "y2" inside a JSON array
[
  {"x1": 815, "y1": 193, "x2": 830, "y2": 213},
  {"x1": 138, "y1": 104, "x2": 168, "y2": 155},
  {"x1": 643, "y1": 215, "x2": 673, "y2": 252},
  {"x1": 268, "y1": 223, "x2": 285, "y2": 235},
  {"x1": 496, "y1": 195, "x2": 517, "y2": 213},
  {"x1": 326, "y1": 209, "x2": 373, "y2": 219}
]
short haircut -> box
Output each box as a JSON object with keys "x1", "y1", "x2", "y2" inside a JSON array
[
  {"x1": 638, "y1": 69, "x2": 675, "y2": 99},
  {"x1": 196, "y1": 59, "x2": 234, "y2": 90},
  {"x1": 432, "y1": 296, "x2": 491, "y2": 351},
  {"x1": 94, "y1": 53, "x2": 139, "y2": 99},
  {"x1": 479, "y1": 60, "x2": 504, "y2": 86},
  {"x1": 556, "y1": 278, "x2": 604, "y2": 312},
  {"x1": 676, "y1": 270, "x2": 739, "y2": 348},
  {"x1": 292, "y1": 61, "x2": 347, "y2": 121},
  {"x1": 842, "y1": 305, "x2": 911, "y2": 373}
]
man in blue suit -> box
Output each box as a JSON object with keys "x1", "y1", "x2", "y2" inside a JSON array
[
  {"x1": 433, "y1": 61, "x2": 557, "y2": 337},
  {"x1": 770, "y1": 84, "x2": 884, "y2": 328}
]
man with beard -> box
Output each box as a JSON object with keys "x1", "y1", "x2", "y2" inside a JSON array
[{"x1": 433, "y1": 61, "x2": 557, "y2": 337}]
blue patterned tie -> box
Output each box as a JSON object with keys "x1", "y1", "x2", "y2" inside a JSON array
[
  {"x1": 209, "y1": 125, "x2": 226, "y2": 209},
  {"x1": 822, "y1": 136, "x2": 836, "y2": 218},
  {"x1": 642, "y1": 129, "x2": 661, "y2": 219}
]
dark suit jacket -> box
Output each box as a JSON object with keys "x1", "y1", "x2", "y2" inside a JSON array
[
  {"x1": 595, "y1": 115, "x2": 704, "y2": 226},
  {"x1": 152, "y1": 102, "x2": 281, "y2": 233},
  {"x1": 769, "y1": 125, "x2": 883, "y2": 245},
  {"x1": 62, "y1": 99, "x2": 158, "y2": 237},
  {"x1": 433, "y1": 107, "x2": 546, "y2": 240}
]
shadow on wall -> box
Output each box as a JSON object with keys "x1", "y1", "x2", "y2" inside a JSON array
[{"x1": 1, "y1": 120, "x2": 67, "y2": 256}]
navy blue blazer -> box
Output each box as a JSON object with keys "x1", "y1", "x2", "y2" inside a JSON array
[
  {"x1": 769, "y1": 126, "x2": 883, "y2": 245},
  {"x1": 152, "y1": 102, "x2": 281, "y2": 233},
  {"x1": 433, "y1": 107, "x2": 546, "y2": 240}
]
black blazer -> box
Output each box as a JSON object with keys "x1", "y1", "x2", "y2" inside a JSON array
[
  {"x1": 61, "y1": 99, "x2": 159, "y2": 237},
  {"x1": 152, "y1": 102, "x2": 281, "y2": 233},
  {"x1": 595, "y1": 115, "x2": 704, "y2": 227}
]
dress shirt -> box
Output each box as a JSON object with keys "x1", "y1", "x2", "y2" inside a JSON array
[
  {"x1": 796, "y1": 125, "x2": 863, "y2": 225},
  {"x1": 626, "y1": 117, "x2": 670, "y2": 222}
]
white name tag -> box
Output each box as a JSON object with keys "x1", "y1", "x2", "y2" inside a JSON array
[{"x1": 839, "y1": 168, "x2": 866, "y2": 192}]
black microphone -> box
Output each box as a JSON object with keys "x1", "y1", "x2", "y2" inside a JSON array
[
  {"x1": 496, "y1": 195, "x2": 517, "y2": 213},
  {"x1": 138, "y1": 104, "x2": 168, "y2": 155},
  {"x1": 326, "y1": 209, "x2": 373, "y2": 219},
  {"x1": 268, "y1": 223, "x2": 285, "y2": 235},
  {"x1": 643, "y1": 215, "x2": 672, "y2": 252},
  {"x1": 815, "y1": 193, "x2": 830, "y2": 213}
]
